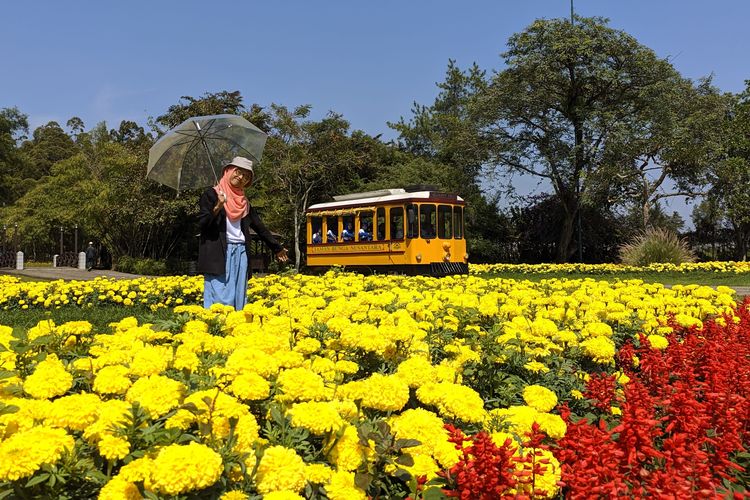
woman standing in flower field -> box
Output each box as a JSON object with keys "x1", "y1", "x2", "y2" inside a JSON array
[{"x1": 198, "y1": 156, "x2": 288, "y2": 310}]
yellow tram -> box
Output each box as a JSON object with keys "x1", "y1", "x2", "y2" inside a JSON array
[{"x1": 305, "y1": 187, "x2": 468, "y2": 275}]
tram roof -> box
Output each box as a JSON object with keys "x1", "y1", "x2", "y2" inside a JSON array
[{"x1": 307, "y1": 190, "x2": 464, "y2": 212}]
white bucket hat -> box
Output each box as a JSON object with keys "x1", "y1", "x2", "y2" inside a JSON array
[{"x1": 225, "y1": 156, "x2": 254, "y2": 174}]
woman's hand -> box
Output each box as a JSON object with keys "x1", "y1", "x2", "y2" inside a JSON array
[
  {"x1": 213, "y1": 190, "x2": 227, "y2": 215},
  {"x1": 275, "y1": 248, "x2": 289, "y2": 263}
]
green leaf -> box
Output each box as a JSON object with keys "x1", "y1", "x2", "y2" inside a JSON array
[
  {"x1": 422, "y1": 486, "x2": 449, "y2": 499},
  {"x1": 25, "y1": 473, "x2": 50, "y2": 487},
  {"x1": 354, "y1": 472, "x2": 372, "y2": 490},
  {"x1": 394, "y1": 453, "x2": 414, "y2": 467},
  {"x1": 395, "y1": 438, "x2": 421, "y2": 449}
]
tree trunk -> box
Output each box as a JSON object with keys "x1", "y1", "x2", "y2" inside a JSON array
[
  {"x1": 556, "y1": 209, "x2": 576, "y2": 263},
  {"x1": 293, "y1": 210, "x2": 301, "y2": 272}
]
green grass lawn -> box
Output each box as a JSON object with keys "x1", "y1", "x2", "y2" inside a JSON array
[{"x1": 0, "y1": 305, "x2": 177, "y2": 335}]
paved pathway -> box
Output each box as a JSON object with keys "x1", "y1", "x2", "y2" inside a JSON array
[{"x1": 0, "y1": 266, "x2": 148, "y2": 281}]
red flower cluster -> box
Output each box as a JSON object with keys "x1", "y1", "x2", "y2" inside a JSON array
[
  {"x1": 555, "y1": 300, "x2": 750, "y2": 498},
  {"x1": 440, "y1": 423, "x2": 554, "y2": 499}
]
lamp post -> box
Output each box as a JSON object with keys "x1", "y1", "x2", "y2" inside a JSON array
[
  {"x1": 59, "y1": 226, "x2": 64, "y2": 256},
  {"x1": 13, "y1": 223, "x2": 18, "y2": 253},
  {"x1": 74, "y1": 224, "x2": 79, "y2": 255}
]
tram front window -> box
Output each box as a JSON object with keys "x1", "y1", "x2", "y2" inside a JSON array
[
  {"x1": 438, "y1": 205, "x2": 452, "y2": 239},
  {"x1": 420, "y1": 204, "x2": 436, "y2": 239}
]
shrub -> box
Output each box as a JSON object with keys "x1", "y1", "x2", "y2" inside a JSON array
[
  {"x1": 618, "y1": 227, "x2": 695, "y2": 266},
  {"x1": 114, "y1": 256, "x2": 168, "y2": 276}
]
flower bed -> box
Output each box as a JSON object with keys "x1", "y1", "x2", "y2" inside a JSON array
[{"x1": 0, "y1": 273, "x2": 747, "y2": 498}]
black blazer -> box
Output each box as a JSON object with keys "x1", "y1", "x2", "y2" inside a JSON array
[{"x1": 197, "y1": 188, "x2": 283, "y2": 276}]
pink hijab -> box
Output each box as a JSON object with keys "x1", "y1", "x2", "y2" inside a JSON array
[{"x1": 214, "y1": 166, "x2": 249, "y2": 221}]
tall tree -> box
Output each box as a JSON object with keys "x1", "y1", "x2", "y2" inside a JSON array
[
  {"x1": 698, "y1": 82, "x2": 750, "y2": 259},
  {"x1": 152, "y1": 90, "x2": 245, "y2": 132},
  {"x1": 475, "y1": 16, "x2": 690, "y2": 261},
  {"x1": 255, "y1": 104, "x2": 379, "y2": 270},
  {"x1": 0, "y1": 107, "x2": 29, "y2": 205}
]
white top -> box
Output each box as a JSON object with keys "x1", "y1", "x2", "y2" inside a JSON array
[
  {"x1": 308, "y1": 191, "x2": 464, "y2": 211},
  {"x1": 226, "y1": 217, "x2": 245, "y2": 243}
]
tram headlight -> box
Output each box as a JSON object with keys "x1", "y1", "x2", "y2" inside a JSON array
[
  {"x1": 416, "y1": 253, "x2": 422, "y2": 262},
  {"x1": 443, "y1": 252, "x2": 451, "y2": 262},
  {"x1": 464, "y1": 253, "x2": 469, "y2": 262}
]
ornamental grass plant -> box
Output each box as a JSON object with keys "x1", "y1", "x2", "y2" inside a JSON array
[{"x1": 618, "y1": 227, "x2": 696, "y2": 266}]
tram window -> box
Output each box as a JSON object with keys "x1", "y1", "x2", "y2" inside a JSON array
[
  {"x1": 310, "y1": 216, "x2": 323, "y2": 244},
  {"x1": 358, "y1": 211, "x2": 373, "y2": 241},
  {"x1": 342, "y1": 215, "x2": 355, "y2": 241},
  {"x1": 376, "y1": 207, "x2": 385, "y2": 240},
  {"x1": 420, "y1": 204, "x2": 436, "y2": 239},
  {"x1": 453, "y1": 207, "x2": 463, "y2": 239},
  {"x1": 406, "y1": 204, "x2": 418, "y2": 238},
  {"x1": 326, "y1": 216, "x2": 338, "y2": 243},
  {"x1": 391, "y1": 207, "x2": 405, "y2": 240},
  {"x1": 438, "y1": 205, "x2": 452, "y2": 239}
]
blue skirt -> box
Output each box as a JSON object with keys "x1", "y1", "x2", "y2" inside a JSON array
[{"x1": 203, "y1": 242, "x2": 248, "y2": 310}]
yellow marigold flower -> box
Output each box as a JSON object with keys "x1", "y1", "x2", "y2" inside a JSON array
[
  {"x1": 220, "y1": 491, "x2": 250, "y2": 500},
  {"x1": 535, "y1": 412, "x2": 567, "y2": 440},
  {"x1": 98, "y1": 476, "x2": 143, "y2": 500},
  {"x1": 395, "y1": 356, "x2": 436, "y2": 388},
  {"x1": 233, "y1": 413, "x2": 261, "y2": 454},
  {"x1": 523, "y1": 360, "x2": 550, "y2": 374},
  {"x1": 46, "y1": 392, "x2": 102, "y2": 431},
  {"x1": 94, "y1": 365, "x2": 132, "y2": 395},
  {"x1": 262, "y1": 491, "x2": 304, "y2": 500},
  {"x1": 98, "y1": 435, "x2": 130, "y2": 461},
  {"x1": 325, "y1": 470, "x2": 366, "y2": 500},
  {"x1": 24, "y1": 354, "x2": 73, "y2": 399},
  {"x1": 334, "y1": 359, "x2": 359, "y2": 375},
  {"x1": 305, "y1": 463, "x2": 333, "y2": 484},
  {"x1": 288, "y1": 401, "x2": 345, "y2": 435},
  {"x1": 256, "y1": 445, "x2": 307, "y2": 495},
  {"x1": 579, "y1": 336, "x2": 616, "y2": 364},
  {"x1": 276, "y1": 367, "x2": 328, "y2": 402},
  {"x1": 611, "y1": 406, "x2": 622, "y2": 415},
  {"x1": 646, "y1": 334, "x2": 669, "y2": 350},
  {"x1": 416, "y1": 382, "x2": 486, "y2": 422},
  {"x1": 229, "y1": 371, "x2": 270, "y2": 400},
  {"x1": 490, "y1": 431, "x2": 519, "y2": 450},
  {"x1": 146, "y1": 442, "x2": 222, "y2": 495},
  {"x1": 293, "y1": 337, "x2": 321, "y2": 355},
  {"x1": 339, "y1": 374, "x2": 410, "y2": 412},
  {"x1": 173, "y1": 345, "x2": 201, "y2": 372},
  {"x1": 0, "y1": 426, "x2": 74, "y2": 481},
  {"x1": 129, "y1": 345, "x2": 172, "y2": 376},
  {"x1": 581, "y1": 321, "x2": 613, "y2": 338},
  {"x1": 522, "y1": 385, "x2": 558, "y2": 413},
  {"x1": 125, "y1": 375, "x2": 185, "y2": 418},
  {"x1": 488, "y1": 405, "x2": 540, "y2": 438},
  {"x1": 327, "y1": 424, "x2": 366, "y2": 471},
  {"x1": 118, "y1": 457, "x2": 154, "y2": 483},
  {"x1": 570, "y1": 389, "x2": 584, "y2": 400}
]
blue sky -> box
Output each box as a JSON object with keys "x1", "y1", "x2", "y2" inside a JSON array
[{"x1": 3, "y1": 0, "x2": 749, "y2": 221}]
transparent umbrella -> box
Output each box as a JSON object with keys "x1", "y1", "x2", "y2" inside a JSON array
[{"x1": 146, "y1": 114, "x2": 267, "y2": 191}]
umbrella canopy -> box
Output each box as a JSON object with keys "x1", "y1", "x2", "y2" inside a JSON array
[{"x1": 146, "y1": 114, "x2": 267, "y2": 191}]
